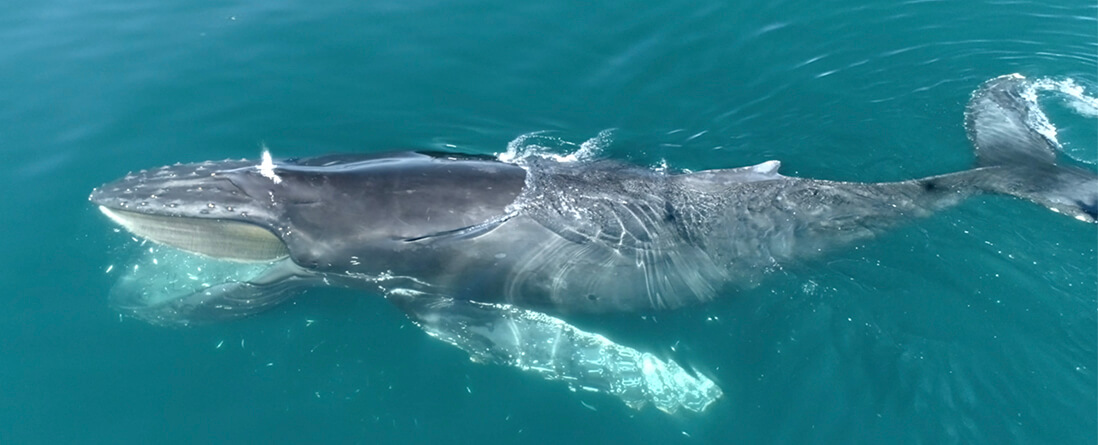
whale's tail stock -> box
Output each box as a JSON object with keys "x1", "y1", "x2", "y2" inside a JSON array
[{"x1": 964, "y1": 74, "x2": 1097, "y2": 223}]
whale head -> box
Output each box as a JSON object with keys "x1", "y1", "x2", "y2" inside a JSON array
[
  {"x1": 90, "y1": 157, "x2": 292, "y2": 262},
  {"x1": 90, "y1": 151, "x2": 526, "y2": 325},
  {"x1": 89, "y1": 154, "x2": 328, "y2": 325}
]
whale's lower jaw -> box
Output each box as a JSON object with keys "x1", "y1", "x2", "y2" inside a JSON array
[{"x1": 98, "y1": 206, "x2": 289, "y2": 262}]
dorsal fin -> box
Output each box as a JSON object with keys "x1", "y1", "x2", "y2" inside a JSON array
[
  {"x1": 679, "y1": 160, "x2": 784, "y2": 189},
  {"x1": 749, "y1": 160, "x2": 781, "y2": 175}
]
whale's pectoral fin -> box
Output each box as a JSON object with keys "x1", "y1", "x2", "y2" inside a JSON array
[{"x1": 385, "y1": 289, "x2": 723, "y2": 414}]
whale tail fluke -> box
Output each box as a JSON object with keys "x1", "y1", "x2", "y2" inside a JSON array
[{"x1": 965, "y1": 74, "x2": 1098, "y2": 223}]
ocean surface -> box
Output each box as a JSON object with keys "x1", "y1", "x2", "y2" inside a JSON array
[{"x1": 1, "y1": 0, "x2": 1095, "y2": 443}]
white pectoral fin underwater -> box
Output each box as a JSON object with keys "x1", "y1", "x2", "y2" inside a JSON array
[
  {"x1": 387, "y1": 289, "x2": 723, "y2": 414},
  {"x1": 89, "y1": 75, "x2": 1096, "y2": 414}
]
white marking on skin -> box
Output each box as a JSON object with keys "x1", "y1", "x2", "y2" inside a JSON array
[{"x1": 258, "y1": 147, "x2": 282, "y2": 184}]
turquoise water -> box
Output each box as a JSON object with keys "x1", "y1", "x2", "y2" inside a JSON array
[{"x1": 2, "y1": 0, "x2": 1095, "y2": 443}]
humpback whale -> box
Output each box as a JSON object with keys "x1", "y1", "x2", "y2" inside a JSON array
[{"x1": 89, "y1": 75, "x2": 1096, "y2": 414}]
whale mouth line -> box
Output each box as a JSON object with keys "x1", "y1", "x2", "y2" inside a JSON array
[{"x1": 98, "y1": 206, "x2": 289, "y2": 262}]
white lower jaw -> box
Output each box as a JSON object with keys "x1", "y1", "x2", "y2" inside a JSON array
[{"x1": 98, "y1": 206, "x2": 289, "y2": 262}]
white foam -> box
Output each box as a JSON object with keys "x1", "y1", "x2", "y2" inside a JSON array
[
  {"x1": 570, "y1": 129, "x2": 614, "y2": 163},
  {"x1": 1017, "y1": 76, "x2": 1098, "y2": 165},
  {"x1": 498, "y1": 129, "x2": 614, "y2": 165},
  {"x1": 1031, "y1": 77, "x2": 1098, "y2": 117},
  {"x1": 1018, "y1": 75, "x2": 1098, "y2": 146}
]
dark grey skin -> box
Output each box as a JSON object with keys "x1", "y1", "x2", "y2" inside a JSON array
[
  {"x1": 89, "y1": 153, "x2": 980, "y2": 323},
  {"x1": 90, "y1": 75, "x2": 1096, "y2": 327}
]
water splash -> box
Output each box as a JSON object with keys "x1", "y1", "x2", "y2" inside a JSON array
[
  {"x1": 257, "y1": 145, "x2": 282, "y2": 184},
  {"x1": 1025, "y1": 77, "x2": 1098, "y2": 118},
  {"x1": 1018, "y1": 76, "x2": 1098, "y2": 166},
  {"x1": 498, "y1": 129, "x2": 615, "y2": 164}
]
